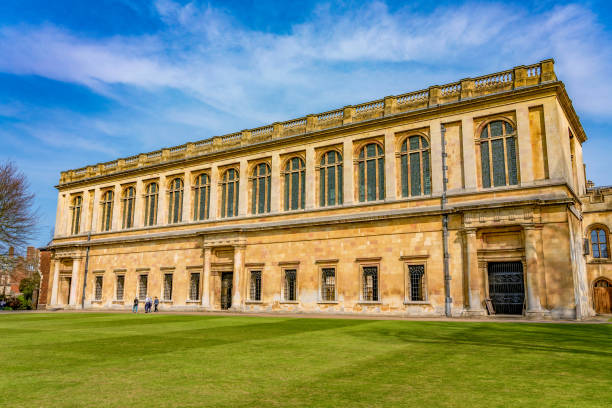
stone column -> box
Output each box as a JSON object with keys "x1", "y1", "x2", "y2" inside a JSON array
[
  {"x1": 232, "y1": 245, "x2": 245, "y2": 310},
  {"x1": 80, "y1": 189, "x2": 91, "y2": 234},
  {"x1": 238, "y1": 160, "x2": 248, "y2": 216},
  {"x1": 305, "y1": 146, "x2": 315, "y2": 209},
  {"x1": 524, "y1": 224, "x2": 544, "y2": 316},
  {"x1": 50, "y1": 258, "x2": 61, "y2": 305},
  {"x1": 111, "y1": 184, "x2": 121, "y2": 230},
  {"x1": 464, "y1": 228, "x2": 484, "y2": 315},
  {"x1": 430, "y1": 119, "x2": 443, "y2": 195},
  {"x1": 270, "y1": 153, "x2": 281, "y2": 213},
  {"x1": 183, "y1": 171, "x2": 192, "y2": 222},
  {"x1": 134, "y1": 179, "x2": 144, "y2": 228},
  {"x1": 516, "y1": 105, "x2": 533, "y2": 185},
  {"x1": 461, "y1": 117, "x2": 477, "y2": 190},
  {"x1": 343, "y1": 139, "x2": 354, "y2": 205},
  {"x1": 202, "y1": 247, "x2": 212, "y2": 308},
  {"x1": 54, "y1": 192, "x2": 64, "y2": 237},
  {"x1": 208, "y1": 166, "x2": 218, "y2": 220},
  {"x1": 157, "y1": 174, "x2": 167, "y2": 225},
  {"x1": 69, "y1": 257, "x2": 80, "y2": 306},
  {"x1": 384, "y1": 130, "x2": 397, "y2": 200}
]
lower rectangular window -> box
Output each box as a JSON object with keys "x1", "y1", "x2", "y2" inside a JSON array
[
  {"x1": 250, "y1": 271, "x2": 262, "y2": 301},
  {"x1": 138, "y1": 275, "x2": 148, "y2": 300},
  {"x1": 163, "y1": 273, "x2": 173, "y2": 301},
  {"x1": 94, "y1": 275, "x2": 103, "y2": 300},
  {"x1": 284, "y1": 269, "x2": 297, "y2": 301},
  {"x1": 189, "y1": 273, "x2": 200, "y2": 300},
  {"x1": 362, "y1": 266, "x2": 379, "y2": 301},
  {"x1": 116, "y1": 275, "x2": 124, "y2": 300},
  {"x1": 321, "y1": 268, "x2": 336, "y2": 301},
  {"x1": 408, "y1": 264, "x2": 426, "y2": 301}
]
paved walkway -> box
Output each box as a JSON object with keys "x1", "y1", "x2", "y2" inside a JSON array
[{"x1": 4, "y1": 308, "x2": 611, "y2": 324}]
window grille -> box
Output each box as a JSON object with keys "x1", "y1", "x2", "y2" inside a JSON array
[
  {"x1": 95, "y1": 275, "x2": 103, "y2": 301},
  {"x1": 163, "y1": 273, "x2": 173, "y2": 301},
  {"x1": 122, "y1": 187, "x2": 136, "y2": 229},
  {"x1": 144, "y1": 182, "x2": 158, "y2": 226},
  {"x1": 400, "y1": 136, "x2": 431, "y2": 197},
  {"x1": 362, "y1": 266, "x2": 379, "y2": 301},
  {"x1": 321, "y1": 268, "x2": 336, "y2": 301},
  {"x1": 251, "y1": 163, "x2": 271, "y2": 214},
  {"x1": 101, "y1": 190, "x2": 114, "y2": 231},
  {"x1": 221, "y1": 168, "x2": 239, "y2": 218},
  {"x1": 319, "y1": 151, "x2": 343, "y2": 207},
  {"x1": 193, "y1": 174, "x2": 210, "y2": 220},
  {"x1": 480, "y1": 120, "x2": 518, "y2": 188},
  {"x1": 250, "y1": 271, "x2": 262, "y2": 301},
  {"x1": 167, "y1": 178, "x2": 184, "y2": 224},
  {"x1": 357, "y1": 143, "x2": 384, "y2": 202},
  {"x1": 189, "y1": 273, "x2": 200, "y2": 300},
  {"x1": 70, "y1": 196, "x2": 82, "y2": 235},
  {"x1": 284, "y1": 157, "x2": 305, "y2": 211},
  {"x1": 591, "y1": 229, "x2": 609, "y2": 258},
  {"x1": 408, "y1": 265, "x2": 426, "y2": 301},
  {"x1": 138, "y1": 275, "x2": 148, "y2": 300},
  {"x1": 116, "y1": 275, "x2": 124, "y2": 301},
  {"x1": 284, "y1": 269, "x2": 297, "y2": 301}
]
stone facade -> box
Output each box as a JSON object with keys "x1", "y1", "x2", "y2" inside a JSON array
[{"x1": 46, "y1": 59, "x2": 607, "y2": 319}]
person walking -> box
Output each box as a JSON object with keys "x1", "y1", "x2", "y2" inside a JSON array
[
  {"x1": 154, "y1": 296, "x2": 159, "y2": 312},
  {"x1": 145, "y1": 295, "x2": 152, "y2": 313},
  {"x1": 132, "y1": 297, "x2": 138, "y2": 313}
]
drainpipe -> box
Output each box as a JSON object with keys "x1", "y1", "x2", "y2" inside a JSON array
[
  {"x1": 81, "y1": 232, "x2": 91, "y2": 309},
  {"x1": 441, "y1": 124, "x2": 452, "y2": 317}
]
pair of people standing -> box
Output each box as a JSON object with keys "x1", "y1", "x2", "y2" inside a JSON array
[{"x1": 132, "y1": 296, "x2": 159, "y2": 313}]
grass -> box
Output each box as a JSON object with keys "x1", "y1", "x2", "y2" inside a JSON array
[{"x1": 0, "y1": 313, "x2": 611, "y2": 407}]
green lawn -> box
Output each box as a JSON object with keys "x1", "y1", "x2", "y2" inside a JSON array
[{"x1": 0, "y1": 313, "x2": 610, "y2": 407}]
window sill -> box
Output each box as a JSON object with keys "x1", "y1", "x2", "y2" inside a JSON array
[
  {"x1": 161, "y1": 300, "x2": 173, "y2": 304},
  {"x1": 91, "y1": 300, "x2": 102, "y2": 304},
  {"x1": 245, "y1": 300, "x2": 263, "y2": 304},
  {"x1": 317, "y1": 301, "x2": 338, "y2": 304},
  {"x1": 404, "y1": 301, "x2": 430, "y2": 305},
  {"x1": 587, "y1": 259, "x2": 612, "y2": 264},
  {"x1": 358, "y1": 301, "x2": 382, "y2": 305},
  {"x1": 280, "y1": 301, "x2": 299, "y2": 304},
  {"x1": 185, "y1": 300, "x2": 200, "y2": 303},
  {"x1": 112, "y1": 300, "x2": 124, "y2": 304}
]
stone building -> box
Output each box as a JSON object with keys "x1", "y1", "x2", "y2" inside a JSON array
[{"x1": 46, "y1": 59, "x2": 611, "y2": 319}]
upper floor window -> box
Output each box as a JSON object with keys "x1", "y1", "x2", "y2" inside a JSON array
[
  {"x1": 591, "y1": 228, "x2": 609, "y2": 259},
  {"x1": 251, "y1": 163, "x2": 271, "y2": 214},
  {"x1": 284, "y1": 157, "x2": 305, "y2": 211},
  {"x1": 101, "y1": 190, "x2": 114, "y2": 232},
  {"x1": 193, "y1": 174, "x2": 210, "y2": 221},
  {"x1": 400, "y1": 136, "x2": 431, "y2": 197},
  {"x1": 70, "y1": 195, "x2": 82, "y2": 235},
  {"x1": 122, "y1": 186, "x2": 135, "y2": 229},
  {"x1": 480, "y1": 120, "x2": 518, "y2": 188},
  {"x1": 319, "y1": 151, "x2": 343, "y2": 207},
  {"x1": 167, "y1": 178, "x2": 184, "y2": 224},
  {"x1": 221, "y1": 168, "x2": 239, "y2": 218},
  {"x1": 144, "y1": 182, "x2": 158, "y2": 227},
  {"x1": 357, "y1": 143, "x2": 385, "y2": 202}
]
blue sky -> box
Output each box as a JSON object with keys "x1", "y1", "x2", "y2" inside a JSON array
[{"x1": 1, "y1": 0, "x2": 612, "y2": 247}]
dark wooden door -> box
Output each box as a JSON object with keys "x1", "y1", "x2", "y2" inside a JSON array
[
  {"x1": 488, "y1": 262, "x2": 525, "y2": 315},
  {"x1": 594, "y1": 286, "x2": 612, "y2": 314},
  {"x1": 221, "y1": 273, "x2": 233, "y2": 310}
]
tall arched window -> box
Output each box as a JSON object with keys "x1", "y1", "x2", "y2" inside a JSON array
[
  {"x1": 480, "y1": 120, "x2": 518, "y2": 188},
  {"x1": 122, "y1": 187, "x2": 135, "y2": 229},
  {"x1": 144, "y1": 182, "x2": 158, "y2": 227},
  {"x1": 400, "y1": 136, "x2": 431, "y2": 197},
  {"x1": 70, "y1": 196, "x2": 82, "y2": 235},
  {"x1": 101, "y1": 190, "x2": 114, "y2": 231},
  {"x1": 591, "y1": 228, "x2": 609, "y2": 258},
  {"x1": 193, "y1": 174, "x2": 210, "y2": 221},
  {"x1": 319, "y1": 151, "x2": 343, "y2": 207},
  {"x1": 357, "y1": 143, "x2": 385, "y2": 202},
  {"x1": 251, "y1": 163, "x2": 271, "y2": 214},
  {"x1": 284, "y1": 157, "x2": 305, "y2": 211},
  {"x1": 221, "y1": 168, "x2": 239, "y2": 218},
  {"x1": 168, "y1": 178, "x2": 184, "y2": 224}
]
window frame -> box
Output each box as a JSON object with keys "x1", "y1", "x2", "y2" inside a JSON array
[
  {"x1": 358, "y1": 262, "x2": 381, "y2": 303},
  {"x1": 188, "y1": 272, "x2": 201, "y2": 301},
  {"x1": 121, "y1": 186, "x2": 136, "y2": 229},
  {"x1": 100, "y1": 189, "x2": 114, "y2": 232},
  {"x1": 93, "y1": 274, "x2": 103, "y2": 301},
  {"x1": 589, "y1": 225, "x2": 610, "y2": 260},
  {"x1": 318, "y1": 150, "x2": 344, "y2": 207},
  {"x1": 283, "y1": 156, "x2": 306, "y2": 211},
  {"x1": 162, "y1": 272, "x2": 173, "y2": 301},
  {"x1": 248, "y1": 269, "x2": 263, "y2": 302},
  {"x1": 478, "y1": 119, "x2": 519, "y2": 189},
  {"x1": 137, "y1": 274, "x2": 148, "y2": 301},
  {"x1": 193, "y1": 173, "x2": 211, "y2": 221},
  {"x1": 399, "y1": 135, "x2": 431, "y2": 197},
  {"x1": 144, "y1": 182, "x2": 159, "y2": 227},
  {"x1": 250, "y1": 162, "x2": 272, "y2": 215},
  {"x1": 356, "y1": 142, "x2": 385, "y2": 202},
  {"x1": 318, "y1": 265, "x2": 337, "y2": 303},
  {"x1": 220, "y1": 167, "x2": 240, "y2": 218},
  {"x1": 115, "y1": 274, "x2": 125, "y2": 301},
  {"x1": 404, "y1": 262, "x2": 429, "y2": 304},
  {"x1": 70, "y1": 195, "x2": 83, "y2": 235},
  {"x1": 281, "y1": 266, "x2": 299, "y2": 303},
  {"x1": 167, "y1": 177, "x2": 184, "y2": 224}
]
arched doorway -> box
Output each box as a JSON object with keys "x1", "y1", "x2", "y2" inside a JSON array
[{"x1": 593, "y1": 278, "x2": 612, "y2": 314}]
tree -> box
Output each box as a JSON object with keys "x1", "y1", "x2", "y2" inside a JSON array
[
  {"x1": 0, "y1": 161, "x2": 38, "y2": 252},
  {"x1": 19, "y1": 275, "x2": 40, "y2": 301}
]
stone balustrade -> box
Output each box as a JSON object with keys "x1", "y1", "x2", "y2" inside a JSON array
[{"x1": 59, "y1": 59, "x2": 556, "y2": 185}]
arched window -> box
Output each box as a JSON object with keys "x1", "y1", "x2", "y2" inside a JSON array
[
  {"x1": 284, "y1": 157, "x2": 305, "y2": 211},
  {"x1": 70, "y1": 196, "x2": 82, "y2": 235},
  {"x1": 122, "y1": 187, "x2": 135, "y2": 229},
  {"x1": 357, "y1": 143, "x2": 385, "y2": 202},
  {"x1": 251, "y1": 163, "x2": 271, "y2": 214},
  {"x1": 319, "y1": 151, "x2": 343, "y2": 207},
  {"x1": 400, "y1": 136, "x2": 431, "y2": 197},
  {"x1": 480, "y1": 120, "x2": 518, "y2": 188},
  {"x1": 221, "y1": 168, "x2": 239, "y2": 218},
  {"x1": 101, "y1": 190, "x2": 114, "y2": 231},
  {"x1": 144, "y1": 182, "x2": 158, "y2": 227},
  {"x1": 591, "y1": 228, "x2": 609, "y2": 258},
  {"x1": 193, "y1": 174, "x2": 210, "y2": 221},
  {"x1": 168, "y1": 178, "x2": 184, "y2": 224}
]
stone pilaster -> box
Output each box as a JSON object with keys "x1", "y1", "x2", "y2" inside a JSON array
[
  {"x1": 202, "y1": 247, "x2": 212, "y2": 308},
  {"x1": 461, "y1": 117, "x2": 477, "y2": 190},
  {"x1": 384, "y1": 130, "x2": 397, "y2": 200},
  {"x1": 232, "y1": 245, "x2": 245, "y2": 310},
  {"x1": 430, "y1": 119, "x2": 443, "y2": 195},
  {"x1": 270, "y1": 153, "x2": 281, "y2": 212},
  {"x1": 90, "y1": 187, "x2": 101, "y2": 232},
  {"x1": 343, "y1": 139, "x2": 354, "y2": 205},
  {"x1": 305, "y1": 146, "x2": 315, "y2": 209},
  {"x1": 134, "y1": 179, "x2": 144, "y2": 228},
  {"x1": 464, "y1": 228, "x2": 485, "y2": 315},
  {"x1": 523, "y1": 224, "x2": 548, "y2": 318},
  {"x1": 50, "y1": 258, "x2": 60, "y2": 305},
  {"x1": 54, "y1": 192, "x2": 64, "y2": 237},
  {"x1": 157, "y1": 174, "x2": 167, "y2": 225},
  {"x1": 111, "y1": 184, "x2": 121, "y2": 231},
  {"x1": 69, "y1": 257, "x2": 81, "y2": 306},
  {"x1": 209, "y1": 166, "x2": 218, "y2": 220},
  {"x1": 238, "y1": 159, "x2": 248, "y2": 216},
  {"x1": 183, "y1": 171, "x2": 192, "y2": 222},
  {"x1": 516, "y1": 105, "x2": 533, "y2": 184}
]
